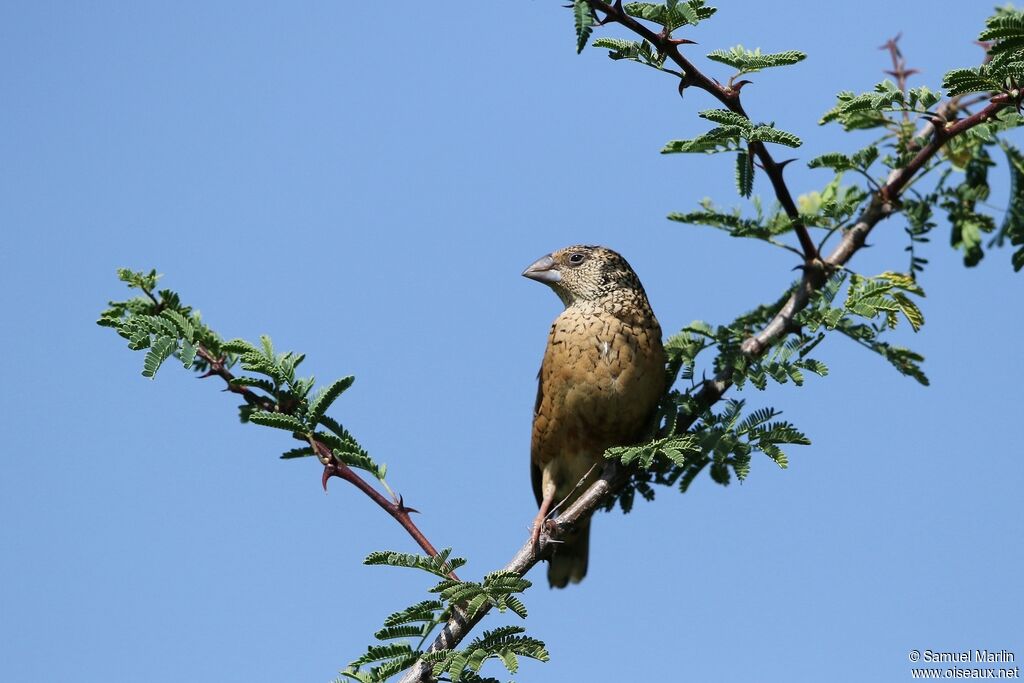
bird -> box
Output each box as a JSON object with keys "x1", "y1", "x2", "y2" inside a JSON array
[{"x1": 522, "y1": 245, "x2": 666, "y2": 588}]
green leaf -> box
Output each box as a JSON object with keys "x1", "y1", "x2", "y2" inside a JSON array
[
  {"x1": 944, "y1": 146, "x2": 996, "y2": 266},
  {"x1": 795, "y1": 358, "x2": 828, "y2": 377},
  {"x1": 624, "y1": 1, "x2": 713, "y2": 30},
  {"x1": 735, "y1": 149, "x2": 754, "y2": 197},
  {"x1": 808, "y1": 152, "x2": 854, "y2": 171},
  {"x1": 425, "y1": 626, "x2": 550, "y2": 678},
  {"x1": 364, "y1": 548, "x2": 466, "y2": 578},
  {"x1": 892, "y1": 292, "x2": 924, "y2": 331},
  {"x1": 592, "y1": 36, "x2": 668, "y2": 69},
  {"x1": 330, "y1": 445, "x2": 386, "y2": 481},
  {"x1": 978, "y1": 9, "x2": 1024, "y2": 70},
  {"x1": 992, "y1": 143, "x2": 1024, "y2": 271},
  {"x1": 280, "y1": 446, "x2": 316, "y2": 460},
  {"x1": 668, "y1": 200, "x2": 784, "y2": 240},
  {"x1": 222, "y1": 338, "x2": 260, "y2": 355},
  {"x1": 818, "y1": 81, "x2": 925, "y2": 130},
  {"x1": 349, "y1": 642, "x2": 416, "y2": 667},
  {"x1": 673, "y1": 0, "x2": 699, "y2": 25},
  {"x1": 383, "y1": 600, "x2": 447, "y2": 627},
  {"x1": 127, "y1": 327, "x2": 151, "y2": 351},
  {"x1": 978, "y1": 9, "x2": 1024, "y2": 43},
  {"x1": 942, "y1": 66, "x2": 1003, "y2": 97},
  {"x1": 573, "y1": 0, "x2": 593, "y2": 53},
  {"x1": 160, "y1": 309, "x2": 194, "y2": 343},
  {"x1": 877, "y1": 344, "x2": 930, "y2": 386},
  {"x1": 236, "y1": 352, "x2": 287, "y2": 385},
  {"x1": 142, "y1": 314, "x2": 178, "y2": 339},
  {"x1": 117, "y1": 267, "x2": 160, "y2": 292},
  {"x1": 606, "y1": 435, "x2": 702, "y2": 469},
  {"x1": 706, "y1": 45, "x2": 806, "y2": 74},
  {"x1": 248, "y1": 411, "x2": 308, "y2": 433},
  {"x1": 142, "y1": 335, "x2": 177, "y2": 378},
  {"x1": 229, "y1": 376, "x2": 276, "y2": 394},
  {"x1": 502, "y1": 594, "x2": 529, "y2": 619},
  {"x1": 179, "y1": 339, "x2": 197, "y2": 369},
  {"x1": 663, "y1": 126, "x2": 744, "y2": 153},
  {"x1": 374, "y1": 625, "x2": 428, "y2": 641},
  {"x1": 699, "y1": 109, "x2": 752, "y2": 129},
  {"x1": 307, "y1": 375, "x2": 355, "y2": 428},
  {"x1": 592, "y1": 36, "x2": 641, "y2": 59},
  {"x1": 759, "y1": 443, "x2": 789, "y2": 469},
  {"x1": 747, "y1": 125, "x2": 802, "y2": 148}
]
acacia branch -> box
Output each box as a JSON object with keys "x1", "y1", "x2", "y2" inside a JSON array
[
  {"x1": 397, "y1": 464, "x2": 625, "y2": 683},
  {"x1": 398, "y1": 67, "x2": 1014, "y2": 683},
  {"x1": 880, "y1": 34, "x2": 919, "y2": 124},
  {"x1": 681, "y1": 94, "x2": 1012, "y2": 428},
  {"x1": 192, "y1": 344, "x2": 454, "y2": 576},
  {"x1": 585, "y1": 0, "x2": 819, "y2": 261}
]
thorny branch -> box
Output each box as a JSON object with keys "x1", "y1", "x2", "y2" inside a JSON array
[
  {"x1": 881, "y1": 34, "x2": 920, "y2": 124},
  {"x1": 187, "y1": 339, "x2": 456, "y2": 579},
  {"x1": 676, "y1": 94, "x2": 1013, "y2": 434},
  {"x1": 397, "y1": 12, "x2": 1016, "y2": 683},
  {"x1": 585, "y1": 0, "x2": 820, "y2": 262}
]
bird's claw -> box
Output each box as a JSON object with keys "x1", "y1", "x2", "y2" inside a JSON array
[{"x1": 530, "y1": 519, "x2": 558, "y2": 558}]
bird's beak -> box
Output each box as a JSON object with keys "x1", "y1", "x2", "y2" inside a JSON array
[{"x1": 522, "y1": 254, "x2": 561, "y2": 284}]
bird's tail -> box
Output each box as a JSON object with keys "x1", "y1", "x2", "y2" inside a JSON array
[{"x1": 547, "y1": 519, "x2": 590, "y2": 588}]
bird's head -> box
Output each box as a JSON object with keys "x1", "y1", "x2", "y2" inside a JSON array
[{"x1": 522, "y1": 245, "x2": 645, "y2": 307}]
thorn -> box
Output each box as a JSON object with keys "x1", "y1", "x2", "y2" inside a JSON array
[
  {"x1": 884, "y1": 68, "x2": 920, "y2": 79},
  {"x1": 777, "y1": 158, "x2": 797, "y2": 170},
  {"x1": 322, "y1": 464, "x2": 335, "y2": 492},
  {"x1": 678, "y1": 79, "x2": 687, "y2": 98},
  {"x1": 878, "y1": 33, "x2": 902, "y2": 52},
  {"x1": 396, "y1": 494, "x2": 420, "y2": 515},
  {"x1": 731, "y1": 79, "x2": 753, "y2": 92},
  {"x1": 198, "y1": 369, "x2": 218, "y2": 378},
  {"x1": 668, "y1": 37, "x2": 697, "y2": 46}
]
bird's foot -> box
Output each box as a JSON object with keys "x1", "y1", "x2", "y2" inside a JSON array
[{"x1": 530, "y1": 518, "x2": 559, "y2": 558}]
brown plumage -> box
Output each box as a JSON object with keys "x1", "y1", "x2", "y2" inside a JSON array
[{"x1": 522, "y1": 245, "x2": 666, "y2": 588}]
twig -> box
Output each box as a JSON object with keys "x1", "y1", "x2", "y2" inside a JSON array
[
  {"x1": 883, "y1": 94, "x2": 1011, "y2": 201},
  {"x1": 398, "y1": 34, "x2": 1014, "y2": 683},
  {"x1": 397, "y1": 464, "x2": 626, "y2": 683},
  {"x1": 880, "y1": 34, "x2": 920, "y2": 124},
  {"x1": 583, "y1": 0, "x2": 820, "y2": 262},
  {"x1": 192, "y1": 344, "x2": 457, "y2": 580},
  {"x1": 680, "y1": 94, "x2": 1012, "y2": 430}
]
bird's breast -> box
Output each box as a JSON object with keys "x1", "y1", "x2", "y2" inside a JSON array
[{"x1": 542, "y1": 307, "x2": 664, "y2": 439}]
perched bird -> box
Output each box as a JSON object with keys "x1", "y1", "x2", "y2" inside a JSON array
[{"x1": 522, "y1": 245, "x2": 666, "y2": 588}]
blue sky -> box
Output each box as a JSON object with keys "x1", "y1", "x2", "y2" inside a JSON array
[{"x1": 1, "y1": 2, "x2": 1021, "y2": 682}]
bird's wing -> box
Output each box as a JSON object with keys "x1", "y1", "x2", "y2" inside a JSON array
[{"x1": 531, "y1": 364, "x2": 544, "y2": 506}]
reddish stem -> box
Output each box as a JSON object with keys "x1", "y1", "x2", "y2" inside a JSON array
[
  {"x1": 584, "y1": 0, "x2": 820, "y2": 262},
  {"x1": 194, "y1": 344, "x2": 457, "y2": 578},
  {"x1": 883, "y1": 93, "x2": 1011, "y2": 201}
]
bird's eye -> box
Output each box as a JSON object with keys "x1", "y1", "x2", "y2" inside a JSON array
[{"x1": 568, "y1": 252, "x2": 586, "y2": 266}]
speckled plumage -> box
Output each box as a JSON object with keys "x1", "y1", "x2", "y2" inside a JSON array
[{"x1": 523, "y1": 245, "x2": 666, "y2": 588}]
